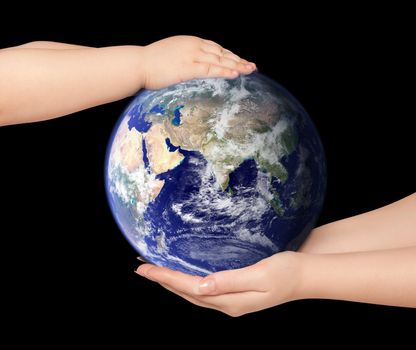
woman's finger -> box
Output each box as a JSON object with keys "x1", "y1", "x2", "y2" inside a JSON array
[
  {"x1": 197, "y1": 264, "x2": 267, "y2": 295},
  {"x1": 136, "y1": 264, "x2": 203, "y2": 294},
  {"x1": 163, "y1": 281, "x2": 264, "y2": 317},
  {"x1": 160, "y1": 283, "x2": 221, "y2": 312}
]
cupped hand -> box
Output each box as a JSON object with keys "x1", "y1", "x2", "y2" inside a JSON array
[
  {"x1": 136, "y1": 251, "x2": 303, "y2": 317},
  {"x1": 141, "y1": 35, "x2": 256, "y2": 89}
]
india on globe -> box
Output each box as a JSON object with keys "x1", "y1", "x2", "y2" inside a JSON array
[{"x1": 106, "y1": 73, "x2": 326, "y2": 276}]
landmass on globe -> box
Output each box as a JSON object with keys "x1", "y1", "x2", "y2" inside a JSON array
[{"x1": 106, "y1": 73, "x2": 326, "y2": 275}]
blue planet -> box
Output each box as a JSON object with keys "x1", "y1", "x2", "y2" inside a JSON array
[{"x1": 106, "y1": 73, "x2": 326, "y2": 275}]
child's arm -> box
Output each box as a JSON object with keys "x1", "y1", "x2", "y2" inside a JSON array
[{"x1": 0, "y1": 36, "x2": 255, "y2": 126}]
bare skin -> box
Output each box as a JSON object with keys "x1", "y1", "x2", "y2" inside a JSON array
[
  {"x1": 137, "y1": 193, "x2": 416, "y2": 316},
  {"x1": 1, "y1": 36, "x2": 414, "y2": 316},
  {"x1": 301, "y1": 193, "x2": 416, "y2": 254},
  {"x1": 0, "y1": 36, "x2": 255, "y2": 125}
]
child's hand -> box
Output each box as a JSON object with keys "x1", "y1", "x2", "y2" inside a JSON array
[
  {"x1": 136, "y1": 251, "x2": 301, "y2": 317},
  {"x1": 0, "y1": 36, "x2": 255, "y2": 125},
  {"x1": 141, "y1": 36, "x2": 256, "y2": 89}
]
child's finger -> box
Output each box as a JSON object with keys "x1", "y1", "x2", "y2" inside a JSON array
[
  {"x1": 201, "y1": 45, "x2": 239, "y2": 62},
  {"x1": 201, "y1": 39, "x2": 223, "y2": 48},
  {"x1": 194, "y1": 62, "x2": 239, "y2": 79},
  {"x1": 201, "y1": 44, "x2": 255, "y2": 69},
  {"x1": 222, "y1": 49, "x2": 242, "y2": 62},
  {"x1": 195, "y1": 52, "x2": 253, "y2": 73},
  {"x1": 201, "y1": 43, "x2": 224, "y2": 57},
  {"x1": 160, "y1": 283, "x2": 221, "y2": 311}
]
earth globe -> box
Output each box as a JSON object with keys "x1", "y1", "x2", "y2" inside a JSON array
[{"x1": 106, "y1": 73, "x2": 326, "y2": 276}]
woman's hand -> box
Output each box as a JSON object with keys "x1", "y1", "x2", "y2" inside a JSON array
[
  {"x1": 136, "y1": 251, "x2": 302, "y2": 317},
  {"x1": 137, "y1": 246, "x2": 416, "y2": 315},
  {"x1": 141, "y1": 35, "x2": 256, "y2": 89}
]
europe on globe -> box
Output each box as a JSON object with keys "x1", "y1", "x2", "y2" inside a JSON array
[{"x1": 106, "y1": 73, "x2": 326, "y2": 275}]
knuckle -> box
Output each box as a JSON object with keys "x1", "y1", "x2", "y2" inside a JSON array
[
  {"x1": 205, "y1": 64, "x2": 212, "y2": 75},
  {"x1": 197, "y1": 48, "x2": 205, "y2": 56}
]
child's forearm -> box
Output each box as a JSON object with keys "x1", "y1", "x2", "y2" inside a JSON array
[
  {"x1": 0, "y1": 45, "x2": 145, "y2": 125},
  {"x1": 298, "y1": 246, "x2": 416, "y2": 307}
]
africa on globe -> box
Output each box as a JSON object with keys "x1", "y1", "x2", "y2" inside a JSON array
[{"x1": 106, "y1": 73, "x2": 326, "y2": 275}]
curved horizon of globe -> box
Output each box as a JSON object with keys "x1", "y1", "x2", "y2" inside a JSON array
[{"x1": 106, "y1": 73, "x2": 326, "y2": 275}]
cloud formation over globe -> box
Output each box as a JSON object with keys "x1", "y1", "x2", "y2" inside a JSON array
[{"x1": 106, "y1": 73, "x2": 326, "y2": 275}]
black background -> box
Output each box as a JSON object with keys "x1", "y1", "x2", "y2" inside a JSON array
[{"x1": 0, "y1": 4, "x2": 415, "y2": 343}]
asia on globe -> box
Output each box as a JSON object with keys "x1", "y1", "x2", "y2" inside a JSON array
[{"x1": 106, "y1": 73, "x2": 326, "y2": 275}]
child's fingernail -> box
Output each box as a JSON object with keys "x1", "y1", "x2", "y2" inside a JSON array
[
  {"x1": 134, "y1": 268, "x2": 144, "y2": 276},
  {"x1": 198, "y1": 279, "x2": 216, "y2": 294}
]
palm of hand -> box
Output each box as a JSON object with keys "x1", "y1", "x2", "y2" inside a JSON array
[{"x1": 136, "y1": 251, "x2": 301, "y2": 317}]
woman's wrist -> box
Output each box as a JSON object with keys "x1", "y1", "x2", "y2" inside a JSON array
[
  {"x1": 293, "y1": 247, "x2": 416, "y2": 307},
  {"x1": 288, "y1": 252, "x2": 313, "y2": 301},
  {"x1": 291, "y1": 252, "x2": 334, "y2": 302},
  {"x1": 294, "y1": 252, "x2": 324, "y2": 301}
]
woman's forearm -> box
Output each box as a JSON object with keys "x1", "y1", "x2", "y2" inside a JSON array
[
  {"x1": 0, "y1": 46, "x2": 144, "y2": 125},
  {"x1": 134, "y1": 192, "x2": 416, "y2": 314},
  {"x1": 300, "y1": 193, "x2": 416, "y2": 254},
  {"x1": 297, "y1": 246, "x2": 416, "y2": 307}
]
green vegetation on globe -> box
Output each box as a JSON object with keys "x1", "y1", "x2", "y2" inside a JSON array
[{"x1": 106, "y1": 73, "x2": 326, "y2": 275}]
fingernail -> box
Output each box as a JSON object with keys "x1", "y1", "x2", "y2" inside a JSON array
[
  {"x1": 198, "y1": 279, "x2": 216, "y2": 294},
  {"x1": 135, "y1": 268, "x2": 144, "y2": 276}
]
